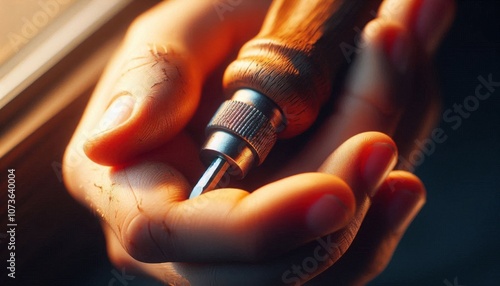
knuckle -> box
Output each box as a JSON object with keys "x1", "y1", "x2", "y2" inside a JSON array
[{"x1": 121, "y1": 213, "x2": 177, "y2": 263}]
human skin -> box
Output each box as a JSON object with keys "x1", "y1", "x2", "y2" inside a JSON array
[{"x1": 63, "y1": 0, "x2": 455, "y2": 285}]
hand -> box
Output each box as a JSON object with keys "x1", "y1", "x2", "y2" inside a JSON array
[{"x1": 63, "y1": 0, "x2": 455, "y2": 285}]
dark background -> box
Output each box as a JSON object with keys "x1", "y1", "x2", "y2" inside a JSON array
[{"x1": 373, "y1": 1, "x2": 500, "y2": 285}]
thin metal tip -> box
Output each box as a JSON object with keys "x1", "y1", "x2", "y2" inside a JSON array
[
  {"x1": 189, "y1": 185, "x2": 205, "y2": 200},
  {"x1": 189, "y1": 157, "x2": 230, "y2": 199}
]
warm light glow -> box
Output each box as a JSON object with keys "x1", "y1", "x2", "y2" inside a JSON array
[
  {"x1": 0, "y1": 0, "x2": 131, "y2": 110},
  {"x1": 0, "y1": 0, "x2": 77, "y2": 66}
]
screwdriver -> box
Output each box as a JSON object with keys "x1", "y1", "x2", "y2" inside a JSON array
[{"x1": 190, "y1": 0, "x2": 381, "y2": 199}]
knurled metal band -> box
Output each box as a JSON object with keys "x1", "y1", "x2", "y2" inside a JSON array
[{"x1": 207, "y1": 100, "x2": 277, "y2": 164}]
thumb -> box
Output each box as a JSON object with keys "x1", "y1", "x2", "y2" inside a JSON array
[{"x1": 81, "y1": 0, "x2": 271, "y2": 165}]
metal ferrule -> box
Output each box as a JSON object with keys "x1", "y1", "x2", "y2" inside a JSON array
[{"x1": 200, "y1": 89, "x2": 286, "y2": 178}]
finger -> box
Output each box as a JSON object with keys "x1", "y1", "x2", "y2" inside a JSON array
[
  {"x1": 378, "y1": 0, "x2": 456, "y2": 55},
  {"x1": 306, "y1": 171, "x2": 426, "y2": 285},
  {"x1": 378, "y1": 0, "x2": 456, "y2": 166},
  {"x1": 304, "y1": 132, "x2": 398, "y2": 276},
  {"x1": 318, "y1": 132, "x2": 398, "y2": 205},
  {"x1": 278, "y1": 19, "x2": 414, "y2": 176},
  {"x1": 392, "y1": 58, "x2": 442, "y2": 164},
  {"x1": 79, "y1": 0, "x2": 272, "y2": 165},
  {"x1": 121, "y1": 172, "x2": 356, "y2": 263}
]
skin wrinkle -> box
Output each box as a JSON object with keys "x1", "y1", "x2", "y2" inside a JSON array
[
  {"x1": 331, "y1": 199, "x2": 371, "y2": 259},
  {"x1": 124, "y1": 169, "x2": 143, "y2": 213},
  {"x1": 120, "y1": 48, "x2": 171, "y2": 98},
  {"x1": 89, "y1": 171, "x2": 113, "y2": 224},
  {"x1": 147, "y1": 219, "x2": 170, "y2": 261},
  {"x1": 323, "y1": 236, "x2": 343, "y2": 266},
  {"x1": 119, "y1": 167, "x2": 147, "y2": 256},
  {"x1": 147, "y1": 49, "x2": 188, "y2": 145},
  {"x1": 120, "y1": 44, "x2": 169, "y2": 79},
  {"x1": 120, "y1": 56, "x2": 152, "y2": 77},
  {"x1": 91, "y1": 180, "x2": 124, "y2": 245},
  {"x1": 161, "y1": 221, "x2": 173, "y2": 243},
  {"x1": 151, "y1": 67, "x2": 170, "y2": 88},
  {"x1": 150, "y1": 47, "x2": 173, "y2": 88}
]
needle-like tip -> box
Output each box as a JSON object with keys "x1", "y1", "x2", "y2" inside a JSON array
[{"x1": 189, "y1": 156, "x2": 230, "y2": 199}]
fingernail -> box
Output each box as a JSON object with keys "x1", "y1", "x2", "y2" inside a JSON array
[
  {"x1": 307, "y1": 195, "x2": 351, "y2": 235},
  {"x1": 387, "y1": 189, "x2": 425, "y2": 233},
  {"x1": 93, "y1": 94, "x2": 135, "y2": 136},
  {"x1": 361, "y1": 142, "x2": 397, "y2": 197},
  {"x1": 415, "y1": 0, "x2": 454, "y2": 54}
]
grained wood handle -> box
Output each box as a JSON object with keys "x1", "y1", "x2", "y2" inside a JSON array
[{"x1": 223, "y1": 0, "x2": 382, "y2": 138}]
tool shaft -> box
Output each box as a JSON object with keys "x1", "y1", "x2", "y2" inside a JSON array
[{"x1": 190, "y1": 157, "x2": 230, "y2": 199}]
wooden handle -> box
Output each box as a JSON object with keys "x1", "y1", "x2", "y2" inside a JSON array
[{"x1": 223, "y1": 0, "x2": 382, "y2": 138}]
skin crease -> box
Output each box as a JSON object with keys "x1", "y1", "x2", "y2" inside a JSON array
[{"x1": 63, "y1": 0, "x2": 455, "y2": 285}]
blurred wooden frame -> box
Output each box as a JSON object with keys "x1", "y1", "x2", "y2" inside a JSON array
[
  {"x1": 0, "y1": 0, "x2": 159, "y2": 166},
  {"x1": 0, "y1": 1, "x2": 159, "y2": 284}
]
